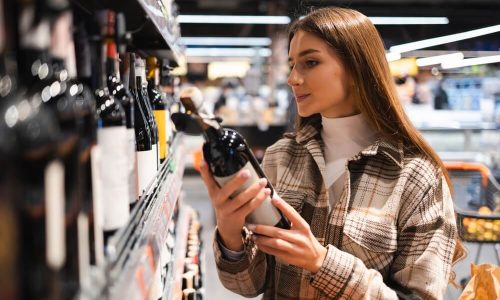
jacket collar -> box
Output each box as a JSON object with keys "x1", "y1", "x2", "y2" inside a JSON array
[{"x1": 294, "y1": 120, "x2": 404, "y2": 169}]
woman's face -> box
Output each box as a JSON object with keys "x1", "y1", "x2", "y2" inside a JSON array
[{"x1": 287, "y1": 30, "x2": 358, "y2": 118}]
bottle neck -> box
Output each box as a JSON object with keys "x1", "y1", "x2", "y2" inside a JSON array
[
  {"x1": 203, "y1": 125, "x2": 222, "y2": 142},
  {"x1": 105, "y1": 42, "x2": 120, "y2": 80}
]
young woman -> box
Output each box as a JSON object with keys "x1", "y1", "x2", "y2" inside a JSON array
[{"x1": 200, "y1": 7, "x2": 464, "y2": 299}]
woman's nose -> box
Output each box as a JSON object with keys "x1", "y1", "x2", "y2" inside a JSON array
[{"x1": 287, "y1": 68, "x2": 303, "y2": 86}]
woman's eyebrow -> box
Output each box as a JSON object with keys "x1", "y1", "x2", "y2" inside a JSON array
[{"x1": 288, "y1": 49, "x2": 320, "y2": 62}]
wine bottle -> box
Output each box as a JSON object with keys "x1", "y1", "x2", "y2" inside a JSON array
[
  {"x1": 73, "y1": 15, "x2": 105, "y2": 268},
  {"x1": 106, "y1": 40, "x2": 137, "y2": 206},
  {"x1": 11, "y1": 4, "x2": 66, "y2": 298},
  {"x1": 49, "y1": 10, "x2": 89, "y2": 296},
  {"x1": 173, "y1": 87, "x2": 290, "y2": 229},
  {"x1": 129, "y1": 53, "x2": 156, "y2": 200},
  {"x1": 106, "y1": 10, "x2": 138, "y2": 205},
  {"x1": 135, "y1": 56, "x2": 159, "y2": 170},
  {"x1": 95, "y1": 10, "x2": 130, "y2": 243},
  {"x1": 146, "y1": 56, "x2": 168, "y2": 162}
]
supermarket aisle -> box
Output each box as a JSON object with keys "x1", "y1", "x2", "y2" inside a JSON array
[{"x1": 183, "y1": 174, "x2": 259, "y2": 300}]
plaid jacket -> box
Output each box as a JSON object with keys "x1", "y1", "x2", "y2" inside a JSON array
[{"x1": 213, "y1": 120, "x2": 458, "y2": 300}]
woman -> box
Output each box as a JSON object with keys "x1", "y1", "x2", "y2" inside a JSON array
[{"x1": 200, "y1": 7, "x2": 464, "y2": 299}]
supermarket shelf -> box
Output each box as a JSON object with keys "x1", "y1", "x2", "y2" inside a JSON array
[
  {"x1": 72, "y1": 0, "x2": 185, "y2": 67},
  {"x1": 78, "y1": 135, "x2": 186, "y2": 300},
  {"x1": 163, "y1": 203, "x2": 192, "y2": 300}
]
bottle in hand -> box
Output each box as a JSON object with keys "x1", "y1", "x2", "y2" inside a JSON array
[{"x1": 173, "y1": 87, "x2": 290, "y2": 229}]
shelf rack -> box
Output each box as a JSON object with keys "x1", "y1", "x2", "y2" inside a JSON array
[
  {"x1": 71, "y1": 0, "x2": 185, "y2": 67},
  {"x1": 79, "y1": 134, "x2": 187, "y2": 300}
]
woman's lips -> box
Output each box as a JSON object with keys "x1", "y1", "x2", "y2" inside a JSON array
[{"x1": 295, "y1": 93, "x2": 310, "y2": 103}]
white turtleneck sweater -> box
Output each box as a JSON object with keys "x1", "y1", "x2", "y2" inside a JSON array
[{"x1": 321, "y1": 114, "x2": 378, "y2": 208}]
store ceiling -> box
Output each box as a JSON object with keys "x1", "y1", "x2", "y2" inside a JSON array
[{"x1": 177, "y1": 0, "x2": 500, "y2": 52}]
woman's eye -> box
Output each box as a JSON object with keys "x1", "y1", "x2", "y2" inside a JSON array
[{"x1": 305, "y1": 60, "x2": 318, "y2": 67}]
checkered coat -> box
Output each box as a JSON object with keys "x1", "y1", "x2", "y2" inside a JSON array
[{"x1": 213, "y1": 120, "x2": 458, "y2": 300}]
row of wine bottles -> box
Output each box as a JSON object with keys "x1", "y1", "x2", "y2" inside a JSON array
[
  {"x1": 0, "y1": 0, "x2": 180, "y2": 299},
  {"x1": 181, "y1": 209, "x2": 204, "y2": 300}
]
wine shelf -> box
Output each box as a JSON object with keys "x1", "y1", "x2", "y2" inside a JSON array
[{"x1": 79, "y1": 134, "x2": 187, "y2": 300}]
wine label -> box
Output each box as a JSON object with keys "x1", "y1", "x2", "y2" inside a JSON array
[
  {"x1": 77, "y1": 213, "x2": 90, "y2": 288},
  {"x1": 90, "y1": 146, "x2": 104, "y2": 267},
  {"x1": 136, "y1": 149, "x2": 157, "y2": 197},
  {"x1": 214, "y1": 162, "x2": 281, "y2": 226},
  {"x1": 44, "y1": 159, "x2": 66, "y2": 270},
  {"x1": 97, "y1": 126, "x2": 130, "y2": 231},
  {"x1": 153, "y1": 110, "x2": 167, "y2": 160},
  {"x1": 127, "y1": 129, "x2": 137, "y2": 204}
]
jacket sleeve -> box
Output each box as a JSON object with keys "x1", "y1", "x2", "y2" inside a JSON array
[
  {"x1": 213, "y1": 228, "x2": 268, "y2": 297},
  {"x1": 310, "y1": 175, "x2": 458, "y2": 300},
  {"x1": 212, "y1": 147, "x2": 279, "y2": 297}
]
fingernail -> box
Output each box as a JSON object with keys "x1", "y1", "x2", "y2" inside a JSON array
[
  {"x1": 240, "y1": 170, "x2": 250, "y2": 179},
  {"x1": 247, "y1": 224, "x2": 256, "y2": 231},
  {"x1": 259, "y1": 178, "x2": 267, "y2": 187},
  {"x1": 264, "y1": 188, "x2": 271, "y2": 195}
]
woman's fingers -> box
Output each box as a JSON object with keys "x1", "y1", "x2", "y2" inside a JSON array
[
  {"x1": 271, "y1": 196, "x2": 309, "y2": 230},
  {"x1": 200, "y1": 160, "x2": 252, "y2": 207},
  {"x1": 225, "y1": 178, "x2": 267, "y2": 212},
  {"x1": 235, "y1": 187, "x2": 270, "y2": 218},
  {"x1": 217, "y1": 170, "x2": 252, "y2": 202},
  {"x1": 247, "y1": 224, "x2": 300, "y2": 243},
  {"x1": 253, "y1": 235, "x2": 295, "y2": 253}
]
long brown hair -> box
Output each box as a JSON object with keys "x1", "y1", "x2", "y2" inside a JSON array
[{"x1": 289, "y1": 6, "x2": 465, "y2": 271}]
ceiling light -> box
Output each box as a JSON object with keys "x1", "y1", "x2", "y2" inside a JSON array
[
  {"x1": 386, "y1": 52, "x2": 401, "y2": 62},
  {"x1": 178, "y1": 15, "x2": 290, "y2": 24},
  {"x1": 416, "y1": 52, "x2": 464, "y2": 67},
  {"x1": 390, "y1": 24, "x2": 500, "y2": 53},
  {"x1": 185, "y1": 47, "x2": 272, "y2": 57},
  {"x1": 441, "y1": 54, "x2": 500, "y2": 69},
  {"x1": 369, "y1": 17, "x2": 449, "y2": 25},
  {"x1": 180, "y1": 37, "x2": 272, "y2": 46}
]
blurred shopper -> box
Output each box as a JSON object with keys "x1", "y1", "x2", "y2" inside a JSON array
[
  {"x1": 200, "y1": 7, "x2": 464, "y2": 299},
  {"x1": 434, "y1": 82, "x2": 450, "y2": 110}
]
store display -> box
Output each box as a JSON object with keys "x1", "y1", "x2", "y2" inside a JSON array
[
  {"x1": 172, "y1": 87, "x2": 290, "y2": 229},
  {"x1": 0, "y1": 0, "x2": 201, "y2": 299}
]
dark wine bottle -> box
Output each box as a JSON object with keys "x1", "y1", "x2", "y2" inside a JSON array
[
  {"x1": 106, "y1": 41, "x2": 137, "y2": 206},
  {"x1": 73, "y1": 15, "x2": 105, "y2": 268},
  {"x1": 129, "y1": 53, "x2": 156, "y2": 199},
  {"x1": 146, "y1": 56, "x2": 168, "y2": 162},
  {"x1": 94, "y1": 10, "x2": 130, "y2": 243},
  {"x1": 104, "y1": 10, "x2": 137, "y2": 205},
  {"x1": 12, "y1": 4, "x2": 66, "y2": 298},
  {"x1": 173, "y1": 87, "x2": 290, "y2": 229},
  {"x1": 135, "y1": 56, "x2": 159, "y2": 170}
]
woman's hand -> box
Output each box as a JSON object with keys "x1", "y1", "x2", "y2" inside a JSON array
[
  {"x1": 248, "y1": 196, "x2": 327, "y2": 274},
  {"x1": 199, "y1": 160, "x2": 270, "y2": 252}
]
